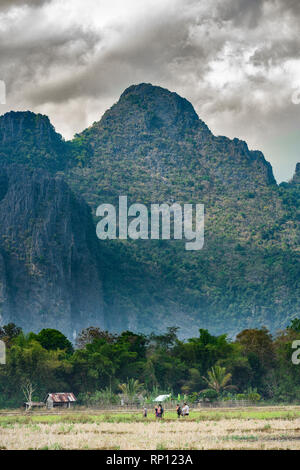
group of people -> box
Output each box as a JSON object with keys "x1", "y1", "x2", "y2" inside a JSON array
[
  {"x1": 142, "y1": 402, "x2": 189, "y2": 419},
  {"x1": 176, "y1": 402, "x2": 189, "y2": 418}
]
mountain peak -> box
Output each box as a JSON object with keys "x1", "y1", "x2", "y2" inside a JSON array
[
  {"x1": 291, "y1": 162, "x2": 300, "y2": 184},
  {"x1": 0, "y1": 110, "x2": 68, "y2": 171},
  {"x1": 120, "y1": 82, "x2": 198, "y2": 119},
  {"x1": 99, "y1": 82, "x2": 211, "y2": 136},
  {"x1": 0, "y1": 110, "x2": 54, "y2": 135}
]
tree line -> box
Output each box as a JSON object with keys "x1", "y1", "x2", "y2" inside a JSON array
[{"x1": 0, "y1": 320, "x2": 300, "y2": 408}]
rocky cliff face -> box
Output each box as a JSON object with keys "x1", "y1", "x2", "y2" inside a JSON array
[{"x1": 0, "y1": 165, "x2": 104, "y2": 337}]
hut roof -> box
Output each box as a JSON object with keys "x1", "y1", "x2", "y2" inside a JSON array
[{"x1": 47, "y1": 393, "x2": 76, "y2": 403}]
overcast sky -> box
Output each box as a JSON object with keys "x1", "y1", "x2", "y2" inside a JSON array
[{"x1": 0, "y1": 0, "x2": 299, "y2": 182}]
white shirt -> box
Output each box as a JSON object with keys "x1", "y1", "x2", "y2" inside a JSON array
[{"x1": 182, "y1": 405, "x2": 189, "y2": 415}]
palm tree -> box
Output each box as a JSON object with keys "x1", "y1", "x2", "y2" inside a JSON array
[
  {"x1": 118, "y1": 379, "x2": 144, "y2": 403},
  {"x1": 202, "y1": 366, "x2": 236, "y2": 395}
]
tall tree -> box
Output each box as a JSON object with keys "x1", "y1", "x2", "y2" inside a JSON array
[{"x1": 202, "y1": 366, "x2": 236, "y2": 395}]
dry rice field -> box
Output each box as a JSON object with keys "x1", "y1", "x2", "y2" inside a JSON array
[{"x1": 2, "y1": 406, "x2": 300, "y2": 450}]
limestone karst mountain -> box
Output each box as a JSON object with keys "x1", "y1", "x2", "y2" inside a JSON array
[{"x1": 0, "y1": 83, "x2": 299, "y2": 337}]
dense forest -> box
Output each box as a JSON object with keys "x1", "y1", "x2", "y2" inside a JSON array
[{"x1": 1, "y1": 320, "x2": 300, "y2": 408}]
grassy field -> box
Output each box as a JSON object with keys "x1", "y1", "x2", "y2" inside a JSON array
[{"x1": 1, "y1": 406, "x2": 300, "y2": 450}]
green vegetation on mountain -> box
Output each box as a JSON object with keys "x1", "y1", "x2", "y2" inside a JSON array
[
  {"x1": 0, "y1": 111, "x2": 71, "y2": 171},
  {"x1": 65, "y1": 83, "x2": 300, "y2": 334},
  {"x1": 0, "y1": 83, "x2": 299, "y2": 336}
]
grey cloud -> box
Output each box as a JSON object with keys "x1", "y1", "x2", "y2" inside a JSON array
[
  {"x1": 217, "y1": 0, "x2": 300, "y2": 29},
  {"x1": 1, "y1": 0, "x2": 300, "y2": 181},
  {"x1": 272, "y1": 0, "x2": 300, "y2": 16},
  {"x1": 0, "y1": 10, "x2": 100, "y2": 104},
  {"x1": 25, "y1": 11, "x2": 212, "y2": 105},
  {"x1": 217, "y1": 0, "x2": 264, "y2": 29},
  {"x1": 0, "y1": 0, "x2": 51, "y2": 10},
  {"x1": 250, "y1": 39, "x2": 300, "y2": 67}
]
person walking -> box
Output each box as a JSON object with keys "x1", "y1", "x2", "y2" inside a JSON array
[
  {"x1": 182, "y1": 402, "x2": 189, "y2": 417},
  {"x1": 176, "y1": 404, "x2": 182, "y2": 418},
  {"x1": 157, "y1": 403, "x2": 164, "y2": 419},
  {"x1": 143, "y1": 407, "x2": 147, "y2": 418}
]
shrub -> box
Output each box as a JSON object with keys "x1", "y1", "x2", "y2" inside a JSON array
[{"x1": 199, "y1": 389, "x2": 219, "y2": 401}]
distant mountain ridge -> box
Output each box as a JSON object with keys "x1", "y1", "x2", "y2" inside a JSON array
[{"x1": 0, "y1": 83, "x2": 299, "y2": 337}]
